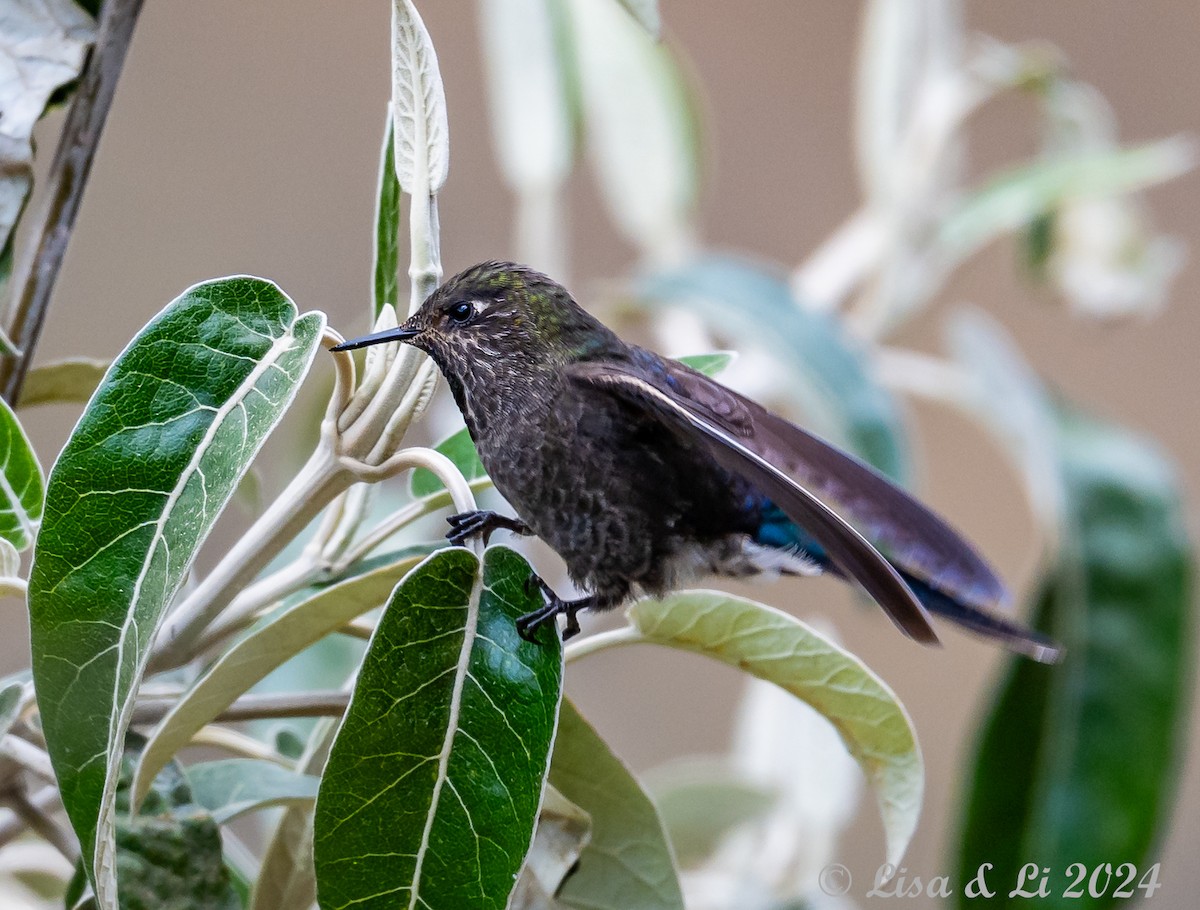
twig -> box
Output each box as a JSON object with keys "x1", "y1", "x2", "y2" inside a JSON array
[
  {"x1": 0, "y1": 0, "x2": 146, "y2": 403},
  {"x1": 131, "y1": 690, "x2": 352, "y2": 726},
  {"x1": 1, "y1": 782, "x2": 76, "y2": 864}
]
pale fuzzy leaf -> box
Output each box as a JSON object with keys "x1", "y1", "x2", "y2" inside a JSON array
[
  {"x1": 710, "y1": 676, "x2": 863, "y2": 900},
  {"x1": 937, "y1": 138, "x2": 1196, "y2": 264},
  {"x1": 628, "y1": 592, "x2": 923, "y2": 869},
  {"x1": 0, "y1": 537, "x2": 20, "y2": 577},
  {"x1": 251, "y1": 717, "x2": 338, "y2": 910},
  {"x1": 133, "y1": 552, "x2": 422, "y2": 808},
  {"x1": 15, "y1": 357, "x2": 109, "y2": 408},
  {"x1": 945, "y1": 309, "x2": 1063, "y2": 534},
  {"x1": 511, "y1": 785, "x2": 592, "y2": 909},
  {"x1": 551, "y1": 697, "x2": 684, "y2": 910},
  {"x1": 566, "y1": 0, "x2": 699, "y2": 262},
  {"x1": 185, "y1": 759, "x2": 320, "y2": 825},
  {"x1": 0, "y1": 390, "x2": 45, "y2": 550},
  {"x1": 479, "y1": 0, "x2": 573, "y2": 190},
  {"x1": 616, "y1": 0, "x2": 661, "y2": 37},
  {"x1": 0, "y1": 680, "x2": 24, "y2": 736},
  {"x1": 0, "y1": 0, "x2": 95, "y2": 254},
  {"x1": 391, "y1": 0, "x2": 450, "y2": 195}
]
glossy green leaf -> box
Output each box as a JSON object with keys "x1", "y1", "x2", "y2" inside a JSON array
[
  {"x1": 956, "y1": 409, "x2": 1192, "y2": 909},
  {"x1": 550, "y1": 697, "x2": 684, "y2": 910},
  {"x1": 643, "y1": 758, "x2": 775, "y2": 868},
  {"x1": 938, "y1": 139, "x2": 1195, "y2": 264},
  {"x1": 186, "y1": 759, "x2": 320, "y2": 825},
  {"x1": 409, "y1": 427, "x2": 488, "y2": 497},
  {"x1": 134, "y1": 550, "x2": 424, "y2": 807},
  {"x1": 0, "y1": 396, "x2": 44, "y2": 550},
  {"x1": 676, "y1": 351, "x2": 736, "y2": 378},
  {"x1": 28, "y1": 276, "x2": 324, "y2": 909},
  {"x1": 314, "y1": 546, "x2": 563, "y2": 910},
  {"x1": 16, "y1": 357, "x2": 110, "y2": 408},
  {"x1": 629, "y1": 591, "x2": 923, "y2": 868},
  {"x1": 639, "y1": 255, "x2": 910, "y2": 481},
  {"x1": 373, "y1": 117, "x2": 401, "y2": 318}
]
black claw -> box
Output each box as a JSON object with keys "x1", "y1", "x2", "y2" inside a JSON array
[
  {"x1": 445, "y1": 510, "x2": 531, "y2": 547},
  {"x1": 515, "y1": 575, "x2": 593, "y2": 644}
]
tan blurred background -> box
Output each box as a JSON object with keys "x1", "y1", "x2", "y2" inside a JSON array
[{"x1": 8, "y1": 1, "x2": 1199, "y2": 906}]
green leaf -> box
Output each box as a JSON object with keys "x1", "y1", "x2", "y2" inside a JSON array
[
  {"x1": 639, "y1": 255, "x2": 910, "y2": 481},
  {"x1": 373, "y1": 116, "x2": 401, "y2": 318},
  {"x1": 28, "y1": 276, "x2": 324, "y2": 909},
  {"x1": 643, "y1": 758, "x2": 775, "y2": 868},
  {"x1": 938, "y1": 139, "x2": 1195, "y2": 264},
  {"x1": 956, "y1": 409, "x2": 1192, "y2": 909},
  {"x1": 186, "y1": 759, "x2": 320, "y2": 825},
  {"x1": 134, "y1": 550, "x2": 425, "y2": 807},
  {"x1": 550, "y1": 697, "x2": 684, "y2": 910},
  {"x1": 409, "y1": 427, "x2": 488, "y2": 497},
  {"x1": 676, "y1": 351, "x2": 736, "y2": 378},
  {"x1": 314, "y1": 546, "x2": 563, "y2": 910},
  {"x1": 16, "y1": 357, "x2": 110, "y2": 408},
  {"x1": 629, "y1": 592, "x2": 923, "y2": 868},
  {"x1": 0, "y1": 395, "x2": 44, "y2": 550}
]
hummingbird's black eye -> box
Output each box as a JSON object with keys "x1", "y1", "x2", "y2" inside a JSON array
[{"x1": 447, "y1": 301, "x2": 475, "y2": 325}]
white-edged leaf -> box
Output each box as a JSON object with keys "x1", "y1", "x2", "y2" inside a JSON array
[
  {"x1": 628, "y1": 591, "x2": 923, "y2": 868},
  {"x1": 391, "y1": 0, "x2": 450, "y2": 195},
  {"x1": 132, "y1": 551, "x2": 423, "y2": 808},
  {"x1": 0, "y1": 396, "x2": 44, "y2": 550},
  {"x1": 28, "y1": 277, "x2": 325, "y2": 910},
  {"x1": 511, "y1": 785, "x2": 592, "y2": 909}
]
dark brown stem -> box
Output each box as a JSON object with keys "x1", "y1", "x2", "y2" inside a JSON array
[{"x1": 0, "y1": 0, "x2": 145, "y2": 404}]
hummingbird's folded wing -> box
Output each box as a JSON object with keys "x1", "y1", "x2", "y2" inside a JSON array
[
  {"x1": 566, "y1": 360, "x2": 940, "y2": 646},
  {"x1": 655, "y1": 356, "x2": 1009, "y2": 613}
]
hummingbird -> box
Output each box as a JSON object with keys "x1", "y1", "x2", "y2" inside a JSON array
[{"x1": 332, "y1": 261, "x2": 1060, "y2": 663}]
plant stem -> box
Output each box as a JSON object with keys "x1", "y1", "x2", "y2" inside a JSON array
[
  {"x1": 3, "y1": 788, "x2": 77, "y2": 862},
  {"x1": 0, "y1": 0, "x2": 145, "y2": 403},
  {"x1": 0, "y1": 736, "x2": 56, "y2": 784},
  {"x1": 132, "y1": 691, "x2": 351, "y2": 726},
  {"x1": 150, "y1": 446, "x2": 350, "y2": 670}
]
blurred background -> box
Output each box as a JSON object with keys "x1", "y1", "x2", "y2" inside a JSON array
[{"x1": 8, "y1": 1, "x2": 1198, "y2": 905}]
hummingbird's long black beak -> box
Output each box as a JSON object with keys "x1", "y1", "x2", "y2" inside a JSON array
[{"x1": 330, "y1": 325, "x2": 421, "y2": 352}]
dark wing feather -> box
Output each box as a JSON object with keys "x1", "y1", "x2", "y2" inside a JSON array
[
  {"x1": 567, "y1": 360, "x2": 940, "y2": 646},
  {"x1": 661, "y1": 357, "x2": 1009, "y2": 611}
]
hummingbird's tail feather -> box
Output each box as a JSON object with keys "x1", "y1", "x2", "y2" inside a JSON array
[{"x1": 901, "y1": 572, "x2": 1062, "y2": 664}]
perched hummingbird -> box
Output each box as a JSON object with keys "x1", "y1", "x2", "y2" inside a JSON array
[{"x1": 332, "y1": 261, "x2": 1059, "y2": 663}]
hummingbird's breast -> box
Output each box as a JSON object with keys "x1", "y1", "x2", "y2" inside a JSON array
[{"x1": 465, "y1": 365, "x2": 760, "y2": 604}]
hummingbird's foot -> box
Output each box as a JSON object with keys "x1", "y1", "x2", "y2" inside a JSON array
[
  {"x1": 445, "y1": 510, "x2": 532, "y2": 546},
  {"x1": 517, "y1": 575, "x2": 592, "y2": 643}
]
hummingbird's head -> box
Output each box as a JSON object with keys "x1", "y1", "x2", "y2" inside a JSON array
[{"x1": 332, "y1": 261, "x2": 618, "y2": 390}]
